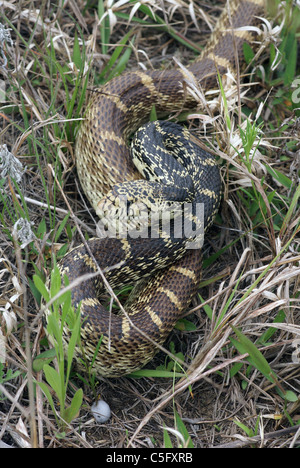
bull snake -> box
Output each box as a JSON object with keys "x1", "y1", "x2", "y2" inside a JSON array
[{"x1": 47, "y1": 0, "x2": 266, "y2": 377}]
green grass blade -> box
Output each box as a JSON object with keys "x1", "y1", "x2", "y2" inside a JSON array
[
  {"x1": 279, "y1": 183, "x2": 300, "y2": 238},
  {"x1": 174, "y1": 409, "x2": 194, "y2": 448},
  {"x1": 128, "y1": 369, "x2": 184, "y2": 378},
  {"x1": 98, "y1": 0, "x2": 111, "y2": 55},
  {"x1": 33, "y1": 274, "x2": 50, "y2": 303},
  {"x1": 230, "y1": 326, "x2": 276, "y2": 385},
  {"x1": 66, "y1": 307, "x2": 82, "y2": 383},
  {"x1": 216, "y1": 69, "x2": 231, "y2": 131},
  {"x1": 33, "y1": 348, "x2": 57, "y2": 372},
  {"x1": 38, "y1": 380, "x2": 59, "y2": 423},
  {"x1": 163, "y1": 424, "x2": 173, "y2": 448},
  {"x1": 43, "y1": 364, "x2": 64, "y2": 405},
  {"x1": 63, "y1": 388, "x2": 83, "y2": 424}
]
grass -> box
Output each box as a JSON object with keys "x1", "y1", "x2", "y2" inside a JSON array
[
  {"x1": 33, "y1": 265, "x2": 83, "y2": 437},
  {"x1": 0, "y1": 0, "x2": 299, "y2": 448}
]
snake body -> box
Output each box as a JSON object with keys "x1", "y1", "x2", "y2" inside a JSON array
[{"x1": 51, "y1": 0, "x2": 266, "y2": 377}]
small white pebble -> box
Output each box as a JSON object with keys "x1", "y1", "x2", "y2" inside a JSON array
[{"x1": 91, "y1": 399, "x2": 111, "y2": 423}]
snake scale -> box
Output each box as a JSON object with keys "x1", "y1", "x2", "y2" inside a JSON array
[{"x1": 49, "y1": 0, "x2": 266, "y2": 377}]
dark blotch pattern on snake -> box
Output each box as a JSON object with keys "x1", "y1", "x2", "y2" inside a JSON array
[{"x1": 45, "y1": 0, "x2": 266, "y2": 377}]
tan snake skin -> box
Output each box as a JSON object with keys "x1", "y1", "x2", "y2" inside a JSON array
[{"x1": 52, "y1": 0, "x2": 266, "y2": 377}]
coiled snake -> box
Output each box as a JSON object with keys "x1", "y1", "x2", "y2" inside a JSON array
[{"x1": 49, "y1": 0, "x2": 266, "y2": 377}]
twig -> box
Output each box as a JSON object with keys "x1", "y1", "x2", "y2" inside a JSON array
[
  {"x1": 12, "y1": 227, "x2": 38, "y2": 447},
  {"x1": 213, "y1": 424, "x2": 300, "y2": 448},
  {"x1": 14, "y1": 193, "x2": 96, "y2": 235}
]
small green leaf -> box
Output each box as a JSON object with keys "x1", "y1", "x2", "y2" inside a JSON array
[
  {"x1": 33, "y1": 348, "x2": 57, "y2": 372},
  {"x1": 257, "y1": 309, "x2": 286, "y2": 345},
  {"x1": 90, "y1": 334, "x2": 103, "y2": 368},
  {"x1": 63, "y1": 388, "x2": 83, "y2": 424},
  {"x1": 28, "y1": 276, "x2": 42, "y2": 304},
  {"x1": 47, "y1": 313, "x2": 62, "y2": 344},
  {"x1": 243, "y1": 42, "x2": 255, "y2": 64},
  {"x1": 38, "y1": 380, "x2": 57, "y2": 419},
  {"x1": 174, "y1": 318, "x2": 197, "y2": 331},
  {"x1": 284, "y1": 390, "x2": 298, "y2": 402},
  {"x1": 283, "y1": 33, "x2": 297, "y2": 85},
  {"x1": 72, "y1": 31, "x2": 82, "y2": 70},
  {"x1": 230, "y1": 326, "x2": 276, "y2": 385},
  {"x1": 150, "y1": 105, "x2": 157, "y2": 121},
  {"x1": 230, "y1": 361, "x2": 243, "y2": 378},
  {"x1": 174, "y1": 409, "x2": 194, "y2": 448},
  {"x1": 43, "y1": 364, "x2": 64, "y2": 404},
  {"x1": 37, "y1": 218, "x2": 47, "y2": 237},
  {"x1": 66, "y1": 307, "x2": 81, "y2": 380},
  {"x1": 163, "y1": 424, "x2": 173, "y2": 448},
  {"x1": 198, "y1": 294, "x2": 213, "y2": 320},
  {"x1": 33, "y1": 275, "x2": 50, "y2": 303},
  {"x1": 54, "y1": 213, "x2": 71, "y2": 243},
  {"x1": 234, "y1": 419, "x2": 254, "y2": 437},
  {"x1": 265, "y1": 165, "x2": 292, "y2": 189},
  {"x1": 50, "y1": 266, "x2": 61, "y2": 299}
]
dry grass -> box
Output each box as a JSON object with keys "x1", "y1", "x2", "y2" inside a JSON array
[{"x1": 0, "y1": 0, "x2": 299, "y2": 448}]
